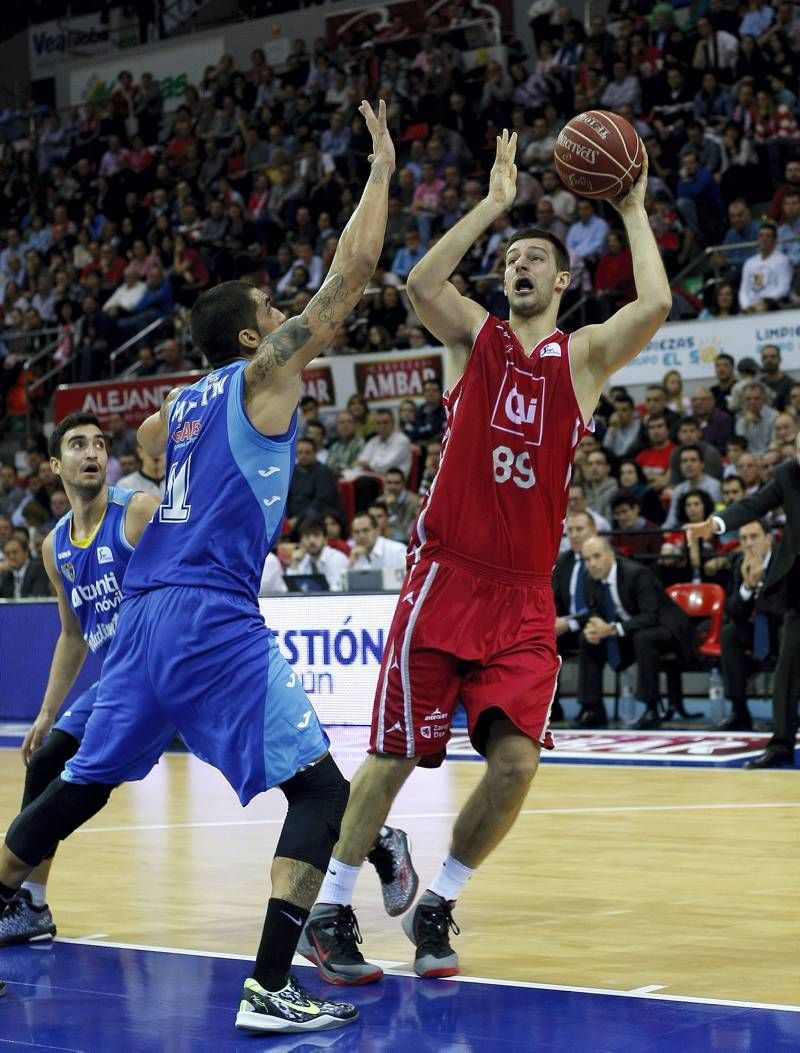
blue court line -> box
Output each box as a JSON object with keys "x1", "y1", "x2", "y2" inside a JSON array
[{"x1": 1, "y1": 940, "x2": 798, "y2": 1052}]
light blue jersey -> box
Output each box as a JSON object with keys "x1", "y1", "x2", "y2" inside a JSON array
[
  {"x1": 52, "y1": 485, "x2": 135, "y2": 660},
  {"x1": 124, "y1": 361, "x2": 296, "y2": 604},
  {"x1": 51, "y1": 485, "x2": 135, "y2": 741}
]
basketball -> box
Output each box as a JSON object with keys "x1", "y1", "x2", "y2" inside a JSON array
[{"x1": 554, "y1": 110, "x2": 643, "y2": 200}]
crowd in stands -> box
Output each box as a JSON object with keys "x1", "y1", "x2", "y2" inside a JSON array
[{"x1": 1, "y1": 1, "x2": 799, "y2": 727}]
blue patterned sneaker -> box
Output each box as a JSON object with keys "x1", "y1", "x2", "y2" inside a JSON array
[
  {"x1": 0, "y1": 890, "x2": 56, "y2": 947},
  {"x1": 367, "y1": 826, "x2": 419, "y2": 916},
  {"x1": 235, "y1": 974, "x2": 358, "y2": 1033}
]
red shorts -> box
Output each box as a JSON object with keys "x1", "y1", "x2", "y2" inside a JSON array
[{"x1": 369, "y1": 555, "x2": 558, "y2": 766}]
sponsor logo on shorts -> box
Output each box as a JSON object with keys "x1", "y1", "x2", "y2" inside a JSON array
[
  {"x1": 420, "y1": 723, "x2": 448, "y2": 740},
  {"x1": 424, "y1": 708, "x2": 449, "y2": 721},
  {"x1": 97, "y1": 545, "x2": 113, "y2": 564}
]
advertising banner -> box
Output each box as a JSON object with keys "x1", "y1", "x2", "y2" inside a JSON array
[
  {"x1": 353, "y1": 351, "x2": 443, "y2": 403},
  {"x1": 29, "y1": 14, "x2": 116, "y2": 77},
  {"x1": 54, "y1": 372, "x2": 202, "y2": 430},
  {"x1": 68, "y1": 37, "x2": 224, "y2": 113},
  {"x1": 301, "y1": 363, "x2": 336, "y2": 407},
  {"x1": 615, "y1": 309, "x2": 800, "y2": 387}
]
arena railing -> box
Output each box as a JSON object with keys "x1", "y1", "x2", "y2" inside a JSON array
[{"x1": 108, "y1": 315, "x2": 170, "y2": 376}]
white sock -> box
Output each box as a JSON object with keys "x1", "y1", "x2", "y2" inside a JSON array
[
  {"x1": 317, "y1": 859, "x2": 360, "y2": 906},
  {"x1": 427, "y1": 855, "x2": 475, "y2": 903},
  {"x1": 21, "y1": 881, "x2": 47, "y2": 908}
]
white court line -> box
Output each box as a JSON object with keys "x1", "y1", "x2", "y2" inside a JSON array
[
  {"x1": 54, "y1": 935, "x2": 800, "y2": 1014},
  {"x1": 5, "y1": 799, "x2": 794, "y2": 838},
  {"x1": 627, "y1": 984, "x2": 667, "y2": 995}
]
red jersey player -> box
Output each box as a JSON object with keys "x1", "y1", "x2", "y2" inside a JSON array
[{"x1": 299, "y1": 131, "x2": 672, "y2": 981}]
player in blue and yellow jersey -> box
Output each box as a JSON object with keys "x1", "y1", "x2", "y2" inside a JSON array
[
  {"x1": 0, "y1": 100, "x2": 395, "y2": 1037},
  {"x1": 0, "y1": 412, "x2": 158, "y2": 947}
]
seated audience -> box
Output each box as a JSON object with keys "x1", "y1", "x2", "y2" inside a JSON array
[
  {"x1": 0, "y1": 534, "x2": 51, "y2": 598},
  {"x1": 664, "y1": 444, "x2": 722, "y2": 528},
  {"x1": 553, "y1": 510, "x2": 598, "y2": 720},
  {"x1": 286, "y1": 437, "x2": 342, "y2": 534},
  {"x1": 347, "y1": 512, "x2": 407, "y2": 571},
  {"x1": 286, "y1": 516, "x2": 349, "y2": 591}
]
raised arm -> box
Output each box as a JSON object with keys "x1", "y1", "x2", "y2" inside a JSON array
[
  {"x1": 137, "y1": 386, "x2": 183, "y2": 458},
  {"x1": 570, "y1": 152, "x2": 673, "y2": 418},
  {"x1": 406, "y1": 131, "x2": 518, "y2": 369},
  {"x1": 244, "y1": 101, "x2": 394, "y2": 402},
  {"x1": 21, "y1": 534, "x2": 88, "y2": 765}
]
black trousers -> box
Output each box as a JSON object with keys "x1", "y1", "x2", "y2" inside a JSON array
[
  {"x1": 720, "y1": 621, "x2": 766, "y2": 717},
  {"x1": 578, "y1": 626, "x2": 677, "y2": 708},
  {"x1": 768, "y1": 607, "x2": 800, "y2": 751},
  {"x1": 554, "y1": 630, "x2": 581, "y2": 712}
]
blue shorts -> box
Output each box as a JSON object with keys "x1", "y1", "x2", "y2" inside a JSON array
[
  {"x1": 53, "y1": 683, "x2": 98, "y2": 741},
  {"x1": 63, "y1": 587, "x2": 329, "y2": 804}
]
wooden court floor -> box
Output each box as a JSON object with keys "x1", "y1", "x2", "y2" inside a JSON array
[{"x1": 1, "y1": 738, "x2": 798, "y2": 1008}]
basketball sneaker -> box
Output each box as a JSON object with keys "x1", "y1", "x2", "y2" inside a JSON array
[
  {"x1": 235, "y1": 975, "x2": 358, "y2": 1033},
  {"x1": 297, "y1": 904, "x2": 383, "y2": 985},
  {"x1": 0, "y1": 890, "x2": 56, "y2": 947},
  {"x1": 367, "y1": 825, "x2": 419, "y2": 916},
  {"x1": 402, "y1": 892, "x2": 460, "y2": 978}
]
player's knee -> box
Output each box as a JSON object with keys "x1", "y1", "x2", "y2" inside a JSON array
[
  {"x1": 275, "y1": 754, "x2": 350, "y2": 872},
  {"x1": 22, "y1": 730, "x2": 80, "y2": 808},
  {"x1": 487, "y1": 746, "x2": 539, "y2": 805},
  {"x1": 6, "y1": 776, "x2": 114, "y2": 867}
]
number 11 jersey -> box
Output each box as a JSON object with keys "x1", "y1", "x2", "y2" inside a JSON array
[{"x1": 409, "y1": 314, "x2": 590, "y2": 580}]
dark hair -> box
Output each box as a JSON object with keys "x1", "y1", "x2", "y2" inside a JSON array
[
  {"x1": 368, "y1": 498, "x2": 389, "y2": 514},
  {"x1": 646, "y1": 383, "x2": 667, "y2": 394},
  {"x1": 49, "y1": 412, "x2": 104, "y2": 459},
  {"x1": 300, "y1": 395, "x2": 319, "y2": 409},
  {"x1": 678, "y1": 415, "x2": 700, "y2": 430},
  {"x1": 296, "y1": 437, "x2": 316, "y2": 451},
  {"x1": 677, "y1": 487, "x2": 714, "y2": 522},
  {"x1": 611, "y1": 489, "x2": 642, "y2": 512},
  {"x1": 614, "y1": 393, "x2": 634, "y2": 408},
  {"x1": 647, "y1": 412, "x2": 669, "y2": 427},
  {"x1": 298, "y1": 516, "x2": 325, "y2": 537},
  {"x1": 727, "y1": 434, "x2": 748, "y2": 450},
  {"x1": 385, "y1": 467, "x2": 406, "y2": 481},
  {"x1": 190, "y1": 280, "x2": 260, "y2": 365},
  {"x1": 679, "y1": 443, "x2": 704, "y2": 461},
  {"x1": 5, "y1": 533, "x2": 29, "y2": 552},
  {"x1": 353, "y1": 511, "x2": 377, "y2": 528},
  {"x1": 715, "y1": 352, "x2": 734, "y2": 365},
  {"x1": 617, "y1": 458, "x2": 647, "y2": 485},
  {"x1": 506, "y1": 227, "x2": 569, "y2": 274}
]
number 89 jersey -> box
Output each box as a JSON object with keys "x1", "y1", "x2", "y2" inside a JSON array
[
  {"x1": 123, "y1": 361, "x2": 296, "y2": 605},
  {"x1": 410, "y1": 314, "x2": 591, "y2": 580}
]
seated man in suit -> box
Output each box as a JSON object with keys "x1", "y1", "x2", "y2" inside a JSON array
[
  {"x1": 576, "y1": 536, "x2": 696, "y2": 729},
  {"x1": 553, "y1": 510, "x2": 598, "y2": 720},
  {"x1": 718, "y1": 519, "x2": 783, "y2": 731},
  {"x1": 0, "y1": 535, "x2": 51, "y2": 598}
]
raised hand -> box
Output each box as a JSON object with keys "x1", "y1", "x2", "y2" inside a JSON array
[
  {"x1": 487, "y1": 129, "x2": 518, "y2": 211},
  {"x1": 611, "y1": 142, "x2": 648, "y2": 214},
  {"x1": 359, "y1": 99, "x2": 395, "y2": 173},
  {"x1": 684, "y1": 517, "x2": 716, "y2": 544}
]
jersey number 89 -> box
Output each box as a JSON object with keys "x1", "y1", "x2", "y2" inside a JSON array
[{"x1": 492, "y1": 445, "x2": 536, "y2": 490}]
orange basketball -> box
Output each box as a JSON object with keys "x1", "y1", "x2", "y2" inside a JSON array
[{"x1": 553, "y1": 110, "x2": 643, "y2": 200}]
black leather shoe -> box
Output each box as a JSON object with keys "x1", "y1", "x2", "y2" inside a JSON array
[
  {"x1": 715, "y1": 714, "x2": 753, "y2": 732},
  {"x1": 631, "y1": 708, "x2": 662, "y2": 730},
  {"x1": 573, "y1": 707, "x2": 608, "y2": 729},
  {"x1": 743, "y1": 748, "x2": 794, "y2": 769}
]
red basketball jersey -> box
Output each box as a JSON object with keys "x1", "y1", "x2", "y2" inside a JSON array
[{"x1": 410, "y1": 314, "x2": 590, "y2": 580}]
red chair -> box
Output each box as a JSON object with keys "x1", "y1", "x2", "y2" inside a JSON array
[{"x1": 656, "y1": 583, "x2": 727, "y2": 719}]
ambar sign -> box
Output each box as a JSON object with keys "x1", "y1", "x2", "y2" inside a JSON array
[{"x1": 354, "y1": 354, "x2": 443, "y2": 403}]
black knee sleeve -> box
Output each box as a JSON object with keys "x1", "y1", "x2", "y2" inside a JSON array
[
  {"x1": 6, "y1": 776, "x2": 114, "y2": 868},
  {"x1": 22, "y1": 730, "x2": 80, "y2": 810},
  {"x1": 275, "y1": 754, "x2": 349, "y2": 872}
]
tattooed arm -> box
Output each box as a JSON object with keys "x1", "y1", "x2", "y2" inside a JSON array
[{"x1": 243, "y1": 101, "x2": 394, "y2": 432}]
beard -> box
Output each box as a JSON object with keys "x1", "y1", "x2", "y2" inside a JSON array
[{"x1": 507, "y1": 289, "x2": 551, "y2": 318}]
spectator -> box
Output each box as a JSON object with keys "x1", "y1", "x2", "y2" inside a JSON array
[
  {"x1": 759, "y1": 344, "x2": 793, "y2": 410},
  {"x1": 610, "y1": 490, "x2": 663, "y2": 559},
  {"x1": 382, "y1": 467, "x2": 419, "y2": 543},
  {"x1": 738, "y1": 223, "x2": 793, "y2": 312},
  {"x1": 327, "y1": 410, "x2": 365, "y2": 477},
  {"x1": 718, "y1": 519, "x2": 781, "y2": 730},
  {"x1": 776, "y1": 189, "x2": 800, "y2": 270},
  {"x1": 390, "y1": 228, "x2": 426, "y2": 280},
  {"x1": 107, "y1": 411, "x2": 137, "y2": 460},
  {"x1": 593, "y1": 231, "x2": 635, "y2": 317},
  {"x1": 575, "y1": 536, "x2": 696, "y2": 729},
  {"x1": 347, "y1": 511, "x2": 407, "y2": 571},
  {"x1": 286, "y1": 437, "x2": 342, "y2": 534},
  {"x1": 355, "y1": 407, "x2": 412, "y2": 480},
  {"x1": 691, "y1": 16, "x2": 739, "y2": 79},
  {"x1": 616, "y1": 458, "x2": 666, "y2": 526},
  {"x1": 736, "y1": 381, "x2": 779, "y2": 454},
  {"x1": 768, "y1": 158, "x2": 800, "y2": 222},
  {"x1": 699, "y1": 281, "x2": 740, "y2": 321},
  {"x1": 737, "y1": 450, "x2": 764, "y2": 494},
  {"x1": 712, "y1": 199, "x2": 760, "y2": 271},
  {"x1": 566, "y1": 199, "x2": 609, "y2": 265},
  {"x1": 286, "y1": 516, "x2": 349, "y2": 591},
  {"x1": 689, "y1": 385, "x2": 733, "y2": 452},
  {"x1": 710, "y1": 353, "x2": 737, "y2": 411},
  {"x1": 663, "y1": 369, "x2": 691, "y2": 415},
  {"x1": 676, "y1": 149, "x2": 725, "y2": 243},
  {"x1": 600, "y1": 61, "x2": 641, "y2": 113},
  {"x1": 0, "y1": 534, "x2": 51, "y2": 598},
  {"x1": 664, "y1": 444, "x2": 722, "y2": 527},
  {"x1": 636, "y1": 413, "x2": 676, "y2": 494},
  {"x1": 305, "y1": 421, "x2": 328, "y2": 465},
  {"x1": 155, "y1": 338, "x2": 195, "y2": 374},
  {"x1": 583, "y1": 449, "x2": 617, "y2": 522},
  {"x1": 553, "y1": 509, "x2": 598, "y2": 720},
  {"x1": 413, "y1": 378, "x2": 446, "y2": 445},
  {"x1": 727, "y1": 355, "x2": 762, "y2": 414},
  {"x1": 679, "y1": 121, "x2": 723, "y2": 174},
  {"x1": 346, "y1": 393, "x2": 376, "y2": 440},
  {"x1": 563, "y1": 483, "x2": 611, "y2": 546},
  {"x1": 0, "y1": 465, "x2": 24, "y2": 518},
  {"x1": 602, "y1": 393, "x2": 640, "y2": 458},
  {"x1": 638, "y1": 384, "x2": 682, "y2": 440},
  {"x1": 117, "y1": 444, "x2": 166, "y2": 498},
  {"x1": 101, "y1": 265, "x2": 146, "y2": 319},
  {"x1": 772, "y1": 412, "x2": 798, "y2": 448}
]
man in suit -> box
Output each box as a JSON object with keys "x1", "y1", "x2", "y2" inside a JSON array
[
  {"x1": 576, "y1": 536, "x2": 696, "y2": 729},
  {"x1": 689, "y1": 436, "x2": 800, "y2": 766},
  {"x1": 717, "y1": 519, "x2": 783, "y2": 731},
  {"x1": 0, "y1": 536, "x2": 51, "y2": 598},
  {"x1": 553, "y1": 510, "x2": 597, "y2": 720}
]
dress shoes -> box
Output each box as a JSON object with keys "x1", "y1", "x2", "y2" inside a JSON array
[
  {"x1": 572, "y1": 707, "x2": 608, "y2": 729},
  {"x1": 631, "y1": 708, "x2": 662, "y2": 730},
  {"x1": 715, "y1": 714, "x2": 753, "y2": 732},
  {"x1": 743, "y1": 748, "x2": 794, "y2": 769}
]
